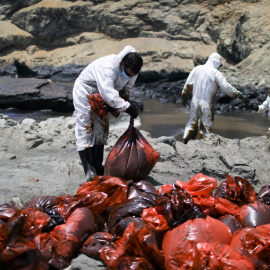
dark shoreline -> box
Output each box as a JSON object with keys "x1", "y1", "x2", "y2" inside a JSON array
[{"x1": 0, "y1": 69, "x2": 267, "y2": 114}]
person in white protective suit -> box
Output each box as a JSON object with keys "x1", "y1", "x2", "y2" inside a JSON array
[
  {"x1": 258, "y1": 89, "x2": 270, "y2": 117},
  {"x1": 257, "y1": 89, "x2": 270, "y2": 134},
  {"x1": 182, "y1": 52, "x2": 250, "y2": 144},
  {"x1": 73, "y1": 45, "x2": 143, "y2": 181}
]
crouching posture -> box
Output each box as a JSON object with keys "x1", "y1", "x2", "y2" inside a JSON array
[
  {"x1": 182, "y1": 52, "x2": 250, "y2": 144},
  {"x1": 73, "y1": 45, "x2": 143, "y2": 181}
]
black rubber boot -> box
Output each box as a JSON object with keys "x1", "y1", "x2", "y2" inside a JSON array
[
  {"x1": 78, "y1": 148, "x2": 97, "y2": 181},
  {"x1": 92, "y1": 145, "x2": 104, "y2": 175},
  {"x1": 184, "y1": 139, "x2": 189, "y2": 144}
]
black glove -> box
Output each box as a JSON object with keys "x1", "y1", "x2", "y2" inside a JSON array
[
  {"x1": 104, "y1": 105, "x2": 117, "y2": 112},
  {"x1": 125, "y1": 104, "x2": 139, "y2": 118},
  {"x1": 238, "y1": 92, "x2": 250, "y2": 105},
  {"x1": 119, "y1": 91, "x2": 130, "y2": 101},
  {"x1": 182, "y1": 96, "x2": 188, "y2": 107}
]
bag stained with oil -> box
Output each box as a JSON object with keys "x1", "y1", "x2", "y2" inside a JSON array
[
  {"x1": 104, "y1": 118, "x2": 160, "y2": 181},
  {"x1": 1, "y1": 174, "x2": 270, "y2": 269}
]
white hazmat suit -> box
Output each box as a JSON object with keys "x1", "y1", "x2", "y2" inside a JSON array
[
  {"x1": 73, "y1": 45, "x2": 138, "y2": 151},
  {"x1": 182, "y1": 53, "x2": 240, "y2": 141},
  {"x1": 258, "y1": 92, "x2": 270, "y2": 134},
  {"x1": 258, "y1": 95, "x2": 270, "y2": 117}
]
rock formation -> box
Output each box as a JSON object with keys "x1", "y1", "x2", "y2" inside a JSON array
[{"x1": 0, "y1": 0, "x2": 269, "y2": 90}]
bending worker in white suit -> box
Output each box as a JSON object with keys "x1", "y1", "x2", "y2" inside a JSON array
[
  {"x1": 182, "y1": 52, "x2": 250, "y2": 144},
  {"x1": 73, "y1": 45, "x2": 143, "y2": 181}
]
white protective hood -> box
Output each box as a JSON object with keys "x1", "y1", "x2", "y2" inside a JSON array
[
  {"x1": 112, "y1": 45, "x2": 136, "y2": 69},
  {"x1": 206, "y1": 52, "x2": 222, "y2": 69}
]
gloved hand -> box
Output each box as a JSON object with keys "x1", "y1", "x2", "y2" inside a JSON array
[
  {"x1": 238, "y1": 92, "x2": 250, "y2": 105},
  {"x1": 104, "y1": 105, "x2": 117, "y2": 112},
  {"x1": 125, "y1": 104, "x2": 139, "y2": 118},
  {"x1": 120, "y1": 92, "x2": 130, "y2": 101},
  {"x1": 182, "y1": 96, "x2": 188, "y2": 107},
  {"x1": 119, "y1": 90, "x2": 130, "y2": 101}
]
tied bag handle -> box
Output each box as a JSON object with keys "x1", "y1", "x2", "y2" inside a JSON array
[{"x1": 129, "y1": 117, "x2": 134, "y2": 127}]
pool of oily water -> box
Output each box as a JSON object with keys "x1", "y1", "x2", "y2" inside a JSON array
[{"x1": 0, "y1": 98, "x2": 269, "y2": 142}]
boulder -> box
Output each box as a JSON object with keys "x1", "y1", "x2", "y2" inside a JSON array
[{"x1": 0, "y1": 77, "x2": 73, "y2": 111}]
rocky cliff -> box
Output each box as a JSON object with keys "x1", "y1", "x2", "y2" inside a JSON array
[{"x1": 0, "y1": 0, "x2": 269, "y2": 90}]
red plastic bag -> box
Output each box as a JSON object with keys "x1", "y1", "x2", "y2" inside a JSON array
[
  {"x1": 235, "y1": 200, "x2": 270, "y2": 227},
  {"x1": 175, "y1": 173, "x2": 218, "y2": 196},
  {"x1": 230, "y1": 223, "x2": 270, "y2": 269},
  {"x1": 214, "y1": 175, "x2": 257, "y2": 205},
  {"x1": 104, "y1": 119, "x2": 160, "y2": 181},
  {"x1": 89, "y1": 93, "x2": 120, "y2": 119},
  {"x1": 163, "y1": 240, "x2": 254, "y2": 270},
  {"x1": 80, "y1": 232, "x2": 115, "y2": 261},
  {"x1": 0, "y1": 210, "x2": 42, "y2": 264},
  {"x1": 0, "y1": 204, "x2": 18, "y2": 222},
  {"x1": 106, "y1": 255, "x2": 155, "y2": 269},
  {"x1": 175, "y1": 174, "x2": 241, "y2": 217},
  {"x1": 35, "y1": 207, "x2": 100, "y2": 269},
  {"x1": 75, "y1": 176, "x2": 129, "y2": 214},
  {"x1": 55, "y1": 176, "x2": 129, "y2": 218},
  {"x1": 141, "y1": 206, "x2": 171, "y2": 232},
  {"x1": 193, "y1": 196, "x2": 240, "y2": 216},
  {"x1": 100, "y1": 222, "x2": 165, "y2": 269},
  {"x1": 218, "y1": 214, "x2": 243, "y2": 235},
  {"x1": 162, "y1": 216, "x2": 232, "y2": 267}
]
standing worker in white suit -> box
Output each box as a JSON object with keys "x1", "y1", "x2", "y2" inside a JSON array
[
  {"x1": 73, "y1": 45, "x2": 143, "y2": 181},
  {"x1": 258, "y1": 89, "x2": 270, "y2": 117},
  {"x1": 257, "y1": 89, "x2": 270, "y2": 135},
  {"x1": 182, "y1": 52, "x2": 250, "y2": 144}
]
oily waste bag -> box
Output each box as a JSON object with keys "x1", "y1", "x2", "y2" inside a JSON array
[
  {"x1": 105, "y1": 118, "x2": 160, "y2": 181},
  {"x1": 89, "y1": 93, "x2": 120, "y2": 119}
]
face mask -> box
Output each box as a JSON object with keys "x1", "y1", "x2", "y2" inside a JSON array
[{"x1": 119, "y1": 67, "x2": 130, "y2": 80}]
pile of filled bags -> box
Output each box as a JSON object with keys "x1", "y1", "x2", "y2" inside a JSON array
[{"x1": 0, "y1": 173, "x2": 270, "y2": 269}]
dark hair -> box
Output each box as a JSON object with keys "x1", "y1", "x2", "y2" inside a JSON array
[{"x1": 122, "y1": 52, "x2": 143, "y2": 74}]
